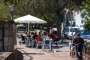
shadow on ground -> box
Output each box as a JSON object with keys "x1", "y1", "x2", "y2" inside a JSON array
[
  {"x1": 23, "y1": 40, "x2": 70, "y2": 50},
  {"x1": 5, "y1": 49, "x2": 23, "y2": 60},
  {"x1": 17, "y1": 48, "x2": 45, "y2": 60},
  {"x1": 52, "y1": 40, "x2": 69, "y2": 49}
]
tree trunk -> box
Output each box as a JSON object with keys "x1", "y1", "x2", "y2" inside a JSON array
[
  {"x1": 46, "y1": 20, "x2": 52, "y2": 33},
  {"x1": 56, "y1": 9, "x2": 64, "y2": 40},
  {"x1": 57, "y1": 20, "x2": 61, "y2": 40}
]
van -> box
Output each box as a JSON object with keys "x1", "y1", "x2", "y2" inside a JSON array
[
  {"x1": 79, "y1": 25, "x2": 84, "y2": 30},
  {"x1": 63, "y1": 26, "x2": 79, "y2": 39}
]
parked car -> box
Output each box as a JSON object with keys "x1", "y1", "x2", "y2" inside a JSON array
[
  {"x1": 63, "y1": 26, "x2": 79, "y2": 39},
  {"x1": 62, "y1": 28, "x2": 69, "y2": 39},
  {"x1": 74, "y1": 30, "x2": 90, "y2": 40},
  {"x1": 17, "y1": 24, "x2": 26, "y2": 29}
]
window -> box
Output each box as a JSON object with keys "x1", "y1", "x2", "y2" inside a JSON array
[
  {"x1": 70, "y1": 28, "x2": 78, "y2": 32},
  {"x1": 81, "y1": 19, "x2": 84, "y2": 24},
  {"x1": 79, "y1": 30, "x2": 90, "y2": 35}
]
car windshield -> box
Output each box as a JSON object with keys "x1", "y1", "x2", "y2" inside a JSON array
[
  {"x1": 63, "y1": 28, "x2": 68, "y2": 32},
  {"x1": 70, "y1": 28, "x2": 79, "y2": 32},
  {"x1": 79, "y1": 30, "x2": 90, "y2": 35}
]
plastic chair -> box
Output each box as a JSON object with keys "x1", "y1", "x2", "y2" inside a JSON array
[
  {"x1": 36, "y1": 40, "x2": 42, "y2": 49},
  {"x1": 29, "y1": 39, "x2": 35, "y2": 48},
  {"x1": 52, "y1": 39, "x2": 61, "y2": 49},
  {"x1": 42, "y1": 40, "x2": 50, "y2": 51}
]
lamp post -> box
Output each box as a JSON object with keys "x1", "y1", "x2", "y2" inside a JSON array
[
  {"x1": 70, "y1": 11, "x2": 73, "y2": 39},
  {"x1": 64, "y1": 8, "x2": 69, "y2": 27},
  {"x1": 9, "y1": 5, "x2": 14, "y2": 20},
  {"x1": 70, "y1": 10, "x2": 75, "y2": 39}
]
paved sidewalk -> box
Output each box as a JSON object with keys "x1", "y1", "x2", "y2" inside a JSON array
[{"x1": 17, "y1": 38, "x2": 74, "y2": 60}]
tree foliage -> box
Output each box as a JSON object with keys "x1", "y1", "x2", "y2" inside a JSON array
[
  {"x1": 84, "y1": 19, "x2": 90, "y2": 30},
  {"x1": 0, "y1": 0, "x2": 85, "y2": 39},
  {"x1": 81, "y1": 0, "x2": 90, "y2": 30},
  {"x1": 0, "y1": 0, "x2": 85, "y2": 21},
  {"x1": 81, "y1": 0, "x2": 90, "y2": 19},
  {"x1": 0, "y1": 3, "x2": 10, "y2": 20}
]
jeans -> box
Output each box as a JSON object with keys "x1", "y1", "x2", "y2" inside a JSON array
[{"x1": 75, "y1": 44, "x2": 83, "y2": 59}]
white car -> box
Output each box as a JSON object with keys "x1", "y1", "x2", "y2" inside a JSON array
[{"x1": 64, "y1": 26, "x2": 79, "y2": 39}]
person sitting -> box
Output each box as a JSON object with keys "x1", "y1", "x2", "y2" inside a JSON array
[
  {"x1": 41, "y1": 32, "x2": 50, "y2": 50},
  {"x1": 36, "y1": 32, "x2": 42, "y2": 44},
  {"x1": 25, "y1": 34, "x2": 31, "y2": 47},
  {"x1": 35, "y1": 32, "x2": 43, "y2": 48},
  {"x1": 21, "y1": 34, "x2": 25, "y2": 44}
]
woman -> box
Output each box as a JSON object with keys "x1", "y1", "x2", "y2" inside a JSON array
[{"x1": 69, "y1": 38, "x2": 73, "y2": 58}]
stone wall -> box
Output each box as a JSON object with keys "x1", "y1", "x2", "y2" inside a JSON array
[{"x1": 0, "y1": 21, "x2": 17, "y2": 52}]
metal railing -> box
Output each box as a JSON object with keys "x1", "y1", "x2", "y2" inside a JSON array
[{"x1": 73, "y1": 43, "x2": 86, "y2": 60}]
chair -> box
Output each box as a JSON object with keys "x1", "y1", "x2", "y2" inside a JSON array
[
  {"x1": 42, "y1": 40, "x2": 50, "y2": 51},
  {"x1": 25, "y1": 37, "x2": 30, "y2": 47},
  {"x1": 35, "y1": 34, "x2": 42, "y2": 49},
  {"x1": 36, "y1": 40, "x2": 43, "y2": 49},
  {"x1": 29, "y1": 39, "x2": 35, "y2": 48},
  {"x1": 52, "y1": 39, "x2": 62, "y2": 49},
  {"x1": 25, "y1": 36, "x2": 35, "y2": 48}
]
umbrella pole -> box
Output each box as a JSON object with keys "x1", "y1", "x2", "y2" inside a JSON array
[{"x1": 28, "y1": 23, "x2": 29, "y2": 31}]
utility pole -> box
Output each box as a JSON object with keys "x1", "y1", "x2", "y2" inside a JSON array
[{"x1": 70, "y1": 11, "x2": 74, "y2": 39}]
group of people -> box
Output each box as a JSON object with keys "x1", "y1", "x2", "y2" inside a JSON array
[
  {"x1": 19, "y1": 27, "x2": 87, "y2": 60},
  {"x1": 69, "y1": 33, "x2": 87, "y2": 60},
  {"x1": 20, "y1": 30, "x2": 57, "y2": 48},
  {"x1": 19, "y1": 26, "x2": 87, "y2": 60}
]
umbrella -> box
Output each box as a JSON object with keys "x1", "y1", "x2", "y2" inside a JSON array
[
  {"x1": 14, "y1": 14, "x2": 47, "y2": 23},
  {"x1": 14, "y1": 14, "x2": 47, "y2": 31}
]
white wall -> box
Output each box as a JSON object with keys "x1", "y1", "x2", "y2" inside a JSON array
[
  {"x1": 75, "y1": 12, "x2": 82, "y2": 27},
  {"x1": 75, "y1": 12, "x2": 84, "y2": 30}
]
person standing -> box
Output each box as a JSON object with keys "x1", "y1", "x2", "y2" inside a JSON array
[
  {"x1": 49, "y1": 27, "x2": 53, "y2": 34},
  {"x1": 69, "y1": 38, "x2": 73, "y2": 58},
  {"x1": 73, "y1": 33, "x2": 84, "y2": 60}
]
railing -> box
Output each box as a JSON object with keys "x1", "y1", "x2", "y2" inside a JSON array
[{"x1": 73, "y1": 43, "x2": 86, "y2": 60}]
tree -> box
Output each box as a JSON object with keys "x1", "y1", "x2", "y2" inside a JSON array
[
  {"x1": 30, "y1": 0, "x2": 84, "y2": 40},
  {"x1": 13, "y1": 0, "x2": 84, "y2": 40},
  {"x1": 0, "y1": 0, "x2": 85, "y2": 39},
  {"x1": 81, "y1": 0, "x2": 90, "y2": 19},
  {"x1": 84, "y1": 19, "x2": 90, "y2": 30},
  {"x1": 0, "y1": 0, "x2": 19, "y2": 20},
  {"x1": 81, "y1": 0, "x2": 90, "y2": 30},
  {"x1": 0, "y1": 3, "x2": 11, "y2": 20}
]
